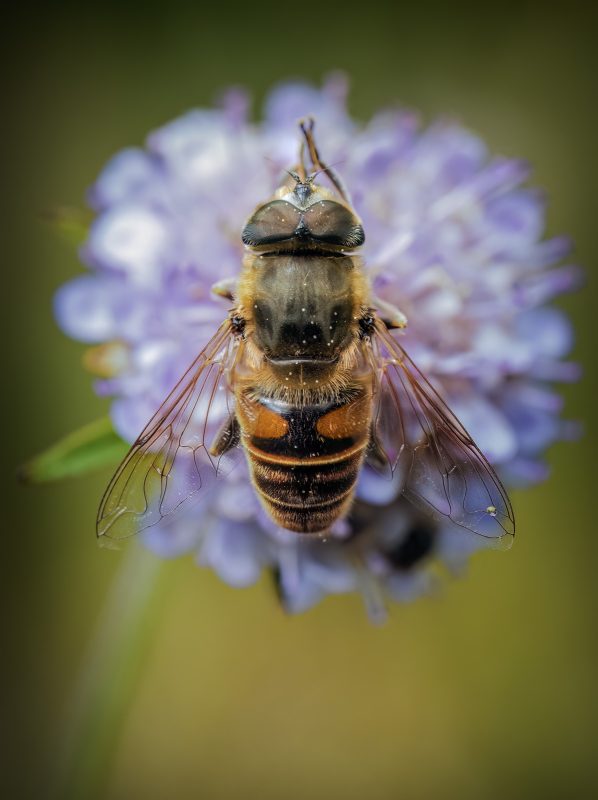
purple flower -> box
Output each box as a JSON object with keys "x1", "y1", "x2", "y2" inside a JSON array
[{"x1": 55, "y1": 75, "x2": 580, "y2": 619}]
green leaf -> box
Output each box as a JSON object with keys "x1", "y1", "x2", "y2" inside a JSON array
[
  {"x1": 19, "y1": 417, "x2": 128, "y2": 484},
  {"x1": 44, "y1": 205, "x2": 93, "y2": 248}
]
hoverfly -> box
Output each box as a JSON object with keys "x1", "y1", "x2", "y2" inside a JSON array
[{"x1": 97, "y1": 120, "x2": 515, "y2": 544}]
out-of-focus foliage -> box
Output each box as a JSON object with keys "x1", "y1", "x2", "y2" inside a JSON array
[{"x1": 20, "y1": 417, "x2": 126, "y2": 483}]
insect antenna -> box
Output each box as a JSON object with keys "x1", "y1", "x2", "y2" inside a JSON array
[
  {"x1": 263, "y1": 155, "x2": 304, "y2": 187},
  {"x1": 298, "y1": 117, "x2": 351, "y2": 202},
  {"x1": 297, "y1": 139, "x2": 308, "y2": 181},
  {"x1": 308, "y1": 159, "x2": 347, "y2": 184}
]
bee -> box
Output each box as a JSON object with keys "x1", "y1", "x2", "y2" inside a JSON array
[{"x1": 97, "y1": 120, "x2": 515, "y2": 544}]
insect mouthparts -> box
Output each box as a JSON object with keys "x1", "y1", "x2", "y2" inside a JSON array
[{"x1": 294, "y1": 182, "x2": 312, "y2": 205}]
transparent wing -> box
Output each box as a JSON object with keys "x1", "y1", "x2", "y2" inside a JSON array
[
  {"x1": 97, "y1": 321, "x2": 243, "y2": 540},
  {"x1": 369, "y1": 320, "x2": 515, "y2": 544}
]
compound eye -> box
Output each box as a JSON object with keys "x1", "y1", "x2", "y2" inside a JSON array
[
  {"x1": 242, "y1": 201, "x2": 301, "y2": 246},
  {"x1": 303, "y1": 201, "x2": 365, "y2": 247}
]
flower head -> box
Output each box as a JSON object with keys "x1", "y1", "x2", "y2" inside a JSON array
[{"x1": 55, "y1": 75, "x2": 580, "y2": 619}]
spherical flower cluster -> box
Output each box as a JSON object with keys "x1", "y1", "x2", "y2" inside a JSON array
[{"x1": 55, "y1": 75, "x2": 580, "y2": 619}]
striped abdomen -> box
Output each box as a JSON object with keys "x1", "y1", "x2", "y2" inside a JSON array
[{"x1": 236, "y1": 386, "x2": 372, "y2": 533}]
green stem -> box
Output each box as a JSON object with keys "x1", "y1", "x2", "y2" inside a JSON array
[{"x1": 53, "y1": 546, "x2": 170, "y2": 800}]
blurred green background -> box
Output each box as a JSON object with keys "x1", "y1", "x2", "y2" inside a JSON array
[{"x1": 4, "y1": 1, "x2": 597, "y2": 798}]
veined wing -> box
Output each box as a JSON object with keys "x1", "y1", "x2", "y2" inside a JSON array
[
  {"x1": 368, "y1": 320, "x2": 515, "y2": 545},
  {"x1": 97, "y1": 321, "x2": 243, "y2": 540}
]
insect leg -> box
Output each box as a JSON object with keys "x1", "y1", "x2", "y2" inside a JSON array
[
  {"x1": 295, "y1": 139, "x2": 308, "y2": 182},
  {"x1": 211, "y1": 277, "x2": 238, "y2": 302},
  {"x1": 209, "y1": 414, "x2": 240, "y2": 457},
  {"x1": 366, "y1": 427, "x2": 390, "y2": 470},
  {"x1": 372, "y1": 295, "x2": 408, "y2": 330}
]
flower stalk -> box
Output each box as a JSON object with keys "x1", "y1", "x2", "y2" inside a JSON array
[{"x1": 53, "y1": 546, "x2": 169, "y2": 799}]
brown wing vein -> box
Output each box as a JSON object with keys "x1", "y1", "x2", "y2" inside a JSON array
[
  {"x1": 370, "y1": 320, "x2": 515, "y2": 542},
  {"x1": 97, "y1": 321, "x2": 241, "y2": 539}
]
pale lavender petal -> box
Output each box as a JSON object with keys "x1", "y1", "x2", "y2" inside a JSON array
[
  {"x1": 449, "y1": 395, "x2": 518, "y2": 464},
  {"x1": 516, "y1": 307, "x2": 574, "y2": 359},
  {"x1": 142, "y1": 516, "x2": 204, "y2": 559},
  {"x1": 87, "y1": 205, "x2": 171, "y2": 285},
  {"x1": 54, "y1": 276, "x2": 125, "y2": 343},
  {"x1": 89, "y1": 148, "x2": 163, "y2": 210},
  {"x1": 356, "y1": 467, "x2": 402, "y2": 505},
  {"x1": 198, "y1": 519, "x2": 270, "y2": 588},
  {"x1": 485, "y1": 189, "x2": 545, "y2": 245}
]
